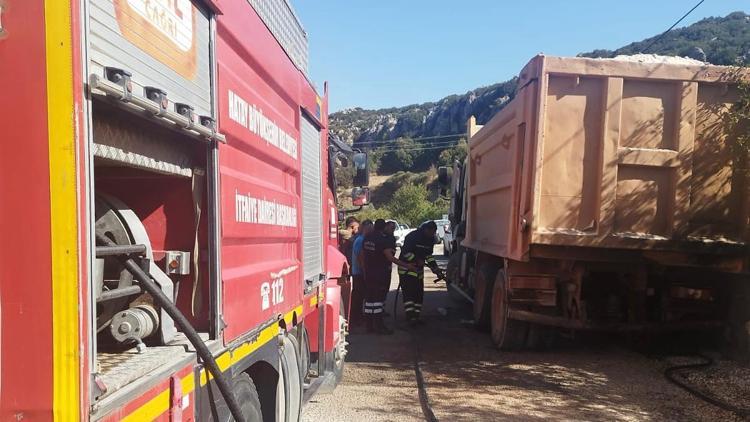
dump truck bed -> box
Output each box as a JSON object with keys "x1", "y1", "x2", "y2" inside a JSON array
[{"x1": 466, "y1": 55, "x2": 749, "y2": 261}]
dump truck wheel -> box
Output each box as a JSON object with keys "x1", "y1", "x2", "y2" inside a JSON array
[
  {"x1": 446, "y1": 252, "x2": 467, "y2": 304},
  {"x1": 473, "y1": 260, "x2": 499, "y2": 329},
  {"x1": 491, "y1": 270, "x2": 528, "y2": 350}
]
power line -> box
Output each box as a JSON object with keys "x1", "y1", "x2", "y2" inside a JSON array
[
  {"x1": 353, "y1": 133, "x2": 466, "y2": 147},
  {"x1": 372, "y1": 140, "x2": 461, "y2": 149},
  {"x1": 641, "y1": 0, "x2": 707, "y2": 53},
  {"x1": 373, "y1": 140, "x2": 462, "y2": 150},
  {"x1": 375, "y1": 143, "x2": 465, "y2": 153},
  {"x1": 358, "y1": 139, "x2": 467, "y2": 153}
]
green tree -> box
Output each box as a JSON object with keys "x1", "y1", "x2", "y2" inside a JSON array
[
  {"x1": 386, "y1": 185, "x2": 443, "y2": 226},
  {"x1": 438, "y1": 138, "x2": 468, "y2": 167},
  {"x1": 355, "y1": 206, "x2": 390, "y2": 223},
  {"x1": 380, "y1": 137, "x2": 418, "y2": 174}
]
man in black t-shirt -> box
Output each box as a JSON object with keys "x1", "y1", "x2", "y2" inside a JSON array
[{"x1": 363, "y1": 219, "x2": 416, "y2": 334}]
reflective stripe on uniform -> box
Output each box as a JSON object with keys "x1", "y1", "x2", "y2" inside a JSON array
[
  {"x1": 364, "y1": 301, "x2": 384, "y2": 315},
  {"x1": 399, "y1": 268, "x2": 420, "y2": 277}
]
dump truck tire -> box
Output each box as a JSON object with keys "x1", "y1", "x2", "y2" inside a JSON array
[
  {"x1": 473, "y1": 259, "x2": 500, "y2": 330},
  {"x1": 491, "y1": 269, "x2": 528, "y2": 350}
]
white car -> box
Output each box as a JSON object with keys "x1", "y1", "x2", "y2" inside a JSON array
[
  {"x1": 443, "y1": 225, "x2": 454, "y2": 255},
  {"x1": 433, "y1": 219, "x2": 450, "y2": 242},
  {"x1": 387, "y1": 220, "x2": 414, "y2": 247}
]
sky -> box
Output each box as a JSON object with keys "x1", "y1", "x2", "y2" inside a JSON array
[{"x1": 293, "y1": 0, "x2": 748, "y2": 112}]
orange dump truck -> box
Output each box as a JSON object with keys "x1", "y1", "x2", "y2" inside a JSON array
[{"x1": 442, "y1": 55, "x2": 749, "y2": 350}]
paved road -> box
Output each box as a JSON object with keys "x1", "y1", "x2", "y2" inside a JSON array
[{"x1": 302, "y1": 247, "x2": 744, "y2": 421}]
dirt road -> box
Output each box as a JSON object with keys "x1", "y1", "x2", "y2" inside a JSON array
[{"x1": 302, "y1": 249, "x2": 747, "y2": 421}]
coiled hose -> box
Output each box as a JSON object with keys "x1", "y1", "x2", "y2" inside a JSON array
[
  {"x1": 664, "y1": 354, "x2": 750, "y2": 419},
  {"x1": 96, "y1": 233, "x2": 247, "y2": 422}
]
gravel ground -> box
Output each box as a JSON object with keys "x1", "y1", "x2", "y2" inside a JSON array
[{"x1": 303, "y1": 248, "x2": 749, "y2": 421}]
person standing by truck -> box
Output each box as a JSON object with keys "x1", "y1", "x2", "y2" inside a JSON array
[
  {"x1": 340, "y1": 216, "x2": 360, "y2": 266},
  {"x1": 398, "y1": 221, "x2": 444, "y2": 326},
  {"x1": 350, "y1": 219, "x2": 373, "y2": 328},
  {"x1": 363, "y1": 219, "x2": 416, "y2": 334}
]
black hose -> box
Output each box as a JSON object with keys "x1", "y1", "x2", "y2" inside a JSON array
[
  {"x1": 664, "y1": 354, "x2": 750, "y2": 418},
  {"x1": 96, "y1": 233, "x2": 247, "y2": 422},
  {"x1": 411, "y1": 331, "x2": 438, "y2": 422}
]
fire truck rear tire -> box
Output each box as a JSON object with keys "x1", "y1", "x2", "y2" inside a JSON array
[
  {"x1": 207, "y1": 373, "x2": 262, "y2": 422},
  {"x1": 232, "y1": 374, "x2": 263, "y2": 421},
  {"x1": 276, "y1": 334, "x2": 302, "y2": 422},
  {"x1": 324, "y1": 297, "x2": 347, "y2": 386},
  {"x1": 293, "y1": 325, "x2": 311, "y2": 387}
]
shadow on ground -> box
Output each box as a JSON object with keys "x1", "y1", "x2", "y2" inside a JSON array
[{"x1": 303, "y1": 253, "x2": 740, "y2": 421}]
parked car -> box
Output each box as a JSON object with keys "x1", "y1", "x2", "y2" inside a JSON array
[
  {"x1": 443, "y1": 224, "x2": 454, "y2": 255},
  {"x1": 387, "y1": 220, "x2": 414, "y2": 247},
  {"x1": 433, "y1": 219, "x2": 450, "y2": 242}
]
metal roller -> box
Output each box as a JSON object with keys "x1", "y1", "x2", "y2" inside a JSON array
[{"x1": 110, "y1": 305, "x2": 159, "y2": 344}]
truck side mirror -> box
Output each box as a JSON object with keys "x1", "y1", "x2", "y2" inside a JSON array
[
  {"x1": 352, "y1": 152, "x2": 369, "y2": 187},
  {"x1": 351, "y1": 187, "x2": 370, "y2": 206}
]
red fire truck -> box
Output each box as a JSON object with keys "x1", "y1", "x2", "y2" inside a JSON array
[{"x1": 0, "y1": 0, "x2": 365, "y2": 420}]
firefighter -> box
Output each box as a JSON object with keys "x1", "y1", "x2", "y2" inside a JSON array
[
  {"x1": 398, "y1": 221, "x2": 445, "y2": 325},
  {"x1": 363, "y1": 219, "x2": 416, "y2": 334},
  {"x1": 350, "y1": 219, "x2": 373, "y2": 327}
]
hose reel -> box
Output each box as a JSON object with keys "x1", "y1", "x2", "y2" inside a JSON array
[{"x1": 94, "y1": 194, "x2": 177, "y2": 347}]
